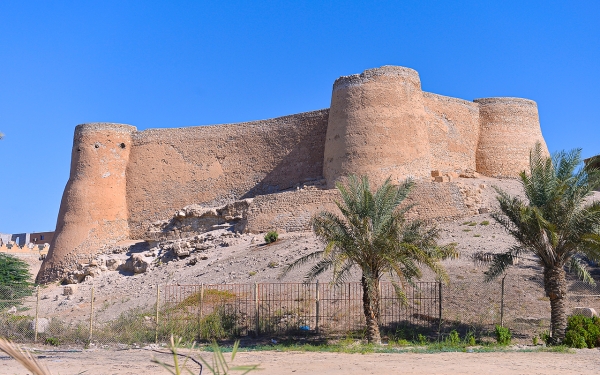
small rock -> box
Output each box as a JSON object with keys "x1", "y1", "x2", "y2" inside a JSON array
[
  {"x1": 106, "y1": 258, "x2": 123, "y2": 271},
  {"x1": 63, "y1": 285, "x2": 78, "y2": 296},
  {"x1": 7, "y1": 306, "x2": 17, "y2": 314},
  {"x1": 119, "y1": 254, "x2": 150, "y2": 274},
  {"x1": 572, "y1": 307, "x2": 598, "y2": 318},
  {"x1": 478, "y1": 207, "x2": 490, "y2": 214},
  {"x1": 29, "y1": 318, "x2": 50, "y2": 333}
]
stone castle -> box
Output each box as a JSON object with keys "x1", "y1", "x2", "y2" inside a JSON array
[{"x1": 37, "y1": 66, "x2": 548, "y2": 283}]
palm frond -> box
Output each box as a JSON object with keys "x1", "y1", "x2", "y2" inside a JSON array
[
  {"x1": 279, "y1": 251, "x2": 325, "y2": 279},
  {"x1": 567, "y1": 256, "x2": 596, "y2": 286}
]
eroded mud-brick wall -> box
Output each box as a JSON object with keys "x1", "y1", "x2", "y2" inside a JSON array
[{"x1": 126, "y1": 109, "x2": 329, "y2": 238}]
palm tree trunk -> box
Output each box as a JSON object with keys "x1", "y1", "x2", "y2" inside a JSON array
[
  {"x1": 361, "y1": 275, "x2": 381, "y2": 344},
  {"x1": 544, "y1": 265, "x2": 568, "y2": 344}
]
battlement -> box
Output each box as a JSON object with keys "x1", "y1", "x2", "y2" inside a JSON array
[{"x1": 37, "y1": 66, "x2": 548, "y2": 283}]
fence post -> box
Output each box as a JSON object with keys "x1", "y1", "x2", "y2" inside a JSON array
[
  {"x1": 34, "y1": 286, "x2": 40, "y2": 343},
  {"x1": 500, "y1": 275, "x2": 506, "y2": 327},
  {"x1": 200, "y1": 283, "x2": 204, "y2": 320},
  {"x1": 315, "y1": 280, "x2": 320, "y2": 334},
  {"x1": 254, "y1": 283, "x2": 259, "y2": 335},
  {"x1": 378, "y1": 280, "x2": 382, "y2": 324},
  {"x1": 438, "y1": 281, "x2": 443, "y2": 337},
  {"x1": 89, "y1": 285, "x2": 95, "y2": 343},
  {"x1": 155, "y1": 285, "x2": 160, "y2": 344}
]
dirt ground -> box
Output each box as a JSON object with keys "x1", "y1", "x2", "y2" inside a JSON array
[{"x1": 1, "y1": 348, "x2": 600, "y2": 375}]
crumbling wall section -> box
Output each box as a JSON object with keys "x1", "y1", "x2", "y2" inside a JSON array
[
  {"x1": 245, "y1": 181, "x2": 471, "y2": 233},
  {"x1": 245, "y1": 189, "x2": 340, "y2": 233}
]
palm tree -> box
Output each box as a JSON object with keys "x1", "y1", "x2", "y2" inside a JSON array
[
  {"x1": 281, "y1": 175, "x2": 457, "y2": 343},
  {"x1": 486, "y1": 143, "x2": 600, "y2": 344}
]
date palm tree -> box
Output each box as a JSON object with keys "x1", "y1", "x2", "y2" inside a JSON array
[
  {"x1": 281, "y1": 175, "x2": 457, "y2": 344},
  {"x1": 486, "y1": 143, "x2": 600, "y2": 344}
]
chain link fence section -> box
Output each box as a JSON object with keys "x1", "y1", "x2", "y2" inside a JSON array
[
  {"x1": 160, "y1": 282, "x2": 440, "y2": 340},
  {"x1": 0, "y1": 279, "x2": 598, "y2": 347}
]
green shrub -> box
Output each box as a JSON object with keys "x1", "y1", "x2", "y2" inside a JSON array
[
  {"x1": 0, "y1": 253, "x2": 34, "y2": 308},
  {"x1": 494, "y1": 325, "x2": 511, "y2": 345},
  {"x1": 45, "y1": 337, "x2": 60, "y2": 346},
  {"x1": 264, "y1": 231, "x2": 278, "y2": 244},
  {"x1": 480, "y1": 221, "x2": 490, "y2": 226},
  {"x1": 446, "y1": 330, "x2": 460, "y2": 346},
  {"x1": 564, "y1": 315, "x2": 600, "y2": 348},
  {"x1": 199, "y1": 308, "x2": 237, "y2": 341},
  {"x1": 465, "y1": 331, "x2": 476, "y2": 346}
]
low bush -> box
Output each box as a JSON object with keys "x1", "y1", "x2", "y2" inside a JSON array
[
  {"x1": 264, "y1": 231, "x2": 278, "y2": 244},
  {"x1": 494, "y1": 325, "x2": 511, "y2": 345},
  {"x1": 564, "y1": 315, "x2": 600, "y2": 348}
]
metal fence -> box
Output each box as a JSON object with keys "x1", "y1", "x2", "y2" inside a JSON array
[
  {"x1": 161, "y1": 282, "x2": 440, "y2": 338},
  {"x1": 0, "y1": 278, "x2": 599, "y2": 347}
]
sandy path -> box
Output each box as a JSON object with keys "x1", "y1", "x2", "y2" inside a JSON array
[{"x1": 1, "y1": 348, "x2": 599, "y2": 375}]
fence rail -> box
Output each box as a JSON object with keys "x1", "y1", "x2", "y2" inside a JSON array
[{"x1": 0, "y1": 278, "x2": 599, "y2": 347}]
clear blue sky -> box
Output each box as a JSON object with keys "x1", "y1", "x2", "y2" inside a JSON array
[{"x1": 0, "y1": 1, "x2": 598, "y2": 234}]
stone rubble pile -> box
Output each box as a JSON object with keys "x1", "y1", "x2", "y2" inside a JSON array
[{"x1": 62, "y1": 228, "x2": 246, "y2": 284}]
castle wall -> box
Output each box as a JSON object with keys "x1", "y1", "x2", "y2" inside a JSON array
[
  {"x1": 244, "y1": 181, "x2": 469, "y2": 233},
  {"x1": 37, "y1": 65, "x2": 551, "y2": 283},
  {"x1": 423, "y1": 93, "x2": 480, "y2": 172},
  {"x1": 126, "y1": 110, "x2": 329, "y2": 238},
  {"x1": 37, "y1": 123, "x2": 135, "y2": 283},
  {"x1": 324, "y1": 66, "x2": 431, "y2": 187},
  {"x1": 245, "y1": 189, "x2": 340, "y2": 233},
  {"x1": 475, "y1": 98, "x2": 548, "y2": 177}
]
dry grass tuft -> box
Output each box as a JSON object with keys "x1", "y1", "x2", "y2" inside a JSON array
[{"x1": 0, "y1": 337, "x2": 53, "y2": 375}]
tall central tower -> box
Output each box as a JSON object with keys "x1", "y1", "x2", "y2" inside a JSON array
[{"x1": 323, "y1": 66, "x2": 431, "y2": 188}]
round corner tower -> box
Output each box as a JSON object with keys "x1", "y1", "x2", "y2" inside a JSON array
[
  {"x1": 37, "y1": 123, "x2": 136, "y2": 283},
  {"x1": 323, "y1": 66, "x2": 431, "y2": 188},
  {"x1": 475, "y1": 97, "x2": 548, "y2": 177}
]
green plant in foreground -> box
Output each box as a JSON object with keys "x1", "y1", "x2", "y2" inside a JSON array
[
  {"x1": 494, "y1": 325, "x2": 511, "y2": 345},
  {"x1": 264, "y1": 231, "x2": 278, "y2": 244},
  {"x1": 532, "y1": 336, "x2": 538, "y2": 346},
  {"x1": 480, "y1": 221, "x2": 490, "y2": 226},
  {"x1": 153, "y1": 336, "x2": 258, "y2": 375},
  {"x1": 564, "y1": 315, "x2": 600, "y2": 348}
]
